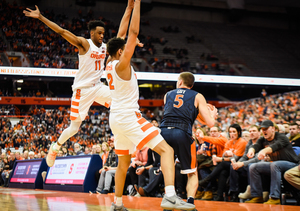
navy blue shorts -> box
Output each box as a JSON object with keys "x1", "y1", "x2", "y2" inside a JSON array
[{"x1": 161, "y1": 127, "x2": 197, "y2": 174}]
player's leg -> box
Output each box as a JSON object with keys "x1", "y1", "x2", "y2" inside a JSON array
[
  {"x1": 47, "y1": 87, "x2": 92, "y2": 167},
  {"x1": 148, "y1": 138, "x2": 195, "y2": 210},
  {"x1": 152, "y1": 140, "x2": 175, "y2": 187},
  {"x1": 94, "y1": 84, "x2": 111, "y2": 108},
  {"x1": 186, "y1": 171, "x2": 198, "y2": 204},
  {"x1": 57, "y1": 121, "x2": 82, "y2": 145},
  {"x1": 113, "y1": 155, "x2": 131, "y2": 204},
  {"x1": 109, "y1": 112, "x2": 134, "y2": 211},
  {"x1": 175, "y1": 131, "x2": 197, "y2": 206},
  {"x1": 156, "y1": 128, "x2": 196, "y2": 210},
  {"x1": 46, "y1": 120, "x2": 81, "y2": 167},
  {"x1": 58, "y1": 86, "x2": 96, "y2": 145}
]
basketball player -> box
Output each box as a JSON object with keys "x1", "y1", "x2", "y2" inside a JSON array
[
  {"x1": 105, "y1": 1, "x2": 195, "y2": 210},
  {"x1": 160, "y1": 72, "x2": 218, "y2": 207},
  {"x1": 23, "y1": 2, "x2": 134, "y2": 167}
]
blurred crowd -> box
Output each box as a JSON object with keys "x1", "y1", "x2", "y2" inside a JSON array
[{"x1": 0, "y1": 1, "x2": 227, "y2": 75}]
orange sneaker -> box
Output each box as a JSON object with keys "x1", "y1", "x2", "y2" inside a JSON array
[
  {"x1": 46, "y1": 143, "x2": 59, "y2": 167},
  {"x1": 245, "y1": 197, "x2": 264, "y2": 203}
]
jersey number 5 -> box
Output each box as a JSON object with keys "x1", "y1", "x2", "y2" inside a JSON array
[
  {"x1": 95, "y1": 60, "x2": 101, "y2": 71},
  {"x1": 173, "y1": 94, "x2": 184, "y2": 108},
  {"x1": 107, "y1": 73, "x2": 115, "y2": 90}
]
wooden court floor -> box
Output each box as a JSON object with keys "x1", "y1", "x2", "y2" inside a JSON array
[{"x1": 0, "y1": 187, "x2": 299, "y2": 211}]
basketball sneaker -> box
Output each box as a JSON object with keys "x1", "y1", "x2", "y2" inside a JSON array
[
  {"x1": 161, "y1": 194, "x2": 195, "y2": 210},
  {"x1": 46, "y1": 143, "x2": 59, "y2": 167},
  {"x1": 110, "y1": 202, "x2": 128, "y2": 211}
]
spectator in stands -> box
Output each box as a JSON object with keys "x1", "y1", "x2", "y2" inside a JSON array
[
  {"x1": 61, "y1": 147, "x2": 69, "y2": 156},
  {"x1": 289, "y1": 122, "x2": 300, "y2": 147},
  {"x1": 229, "y1": 125, "x2": 261, "y2": 202},
  {"x1": 23, "y1": 150, "x2": 29, "y2": 160},
  {"x1": 128, "y1": 146, "x2": 149, "y2": 193},
  {"x1": 92, "y1": 141, "x2": 117, "y2": 194},
  {"x1": 74, "y1": 143, "x2": 84, "y2": 155},
  {"x1": 277, "y1": 124, "x2": 286, "y2": 134},
  {"x1": 84, "y1": 147, "x2": 91, "y2": 155},
  {"x1": 101, "y1": 142, "x2": 109, "y2": 166},
  {"x1": 242, "y1": 131, "x2": 250, "y2": 142},
  {"x1": 195, "y1": 126, "x2": 228, "y2": 200},
  {"x1": 1, "y1": 152, "x2": 16, "y2": 187},
  {"x1": 284, "y1": 164, "x2": 300, "y2": 204},
  {"x1": 283, "y1": 123, "x2": 290, "y2": 137},
  {"x1": 28, "y1": 151, "x2": 35, "y2": 159},
  {"x1": 261, "y1": 89, "x2": 267, "y2": 101},
  {"x1": 0, "y1": 156, "x2": 5, "y2": 186},
  {"x1": 143, "y1": 148, "x2": 161, "y2": 184},
  {"x1": 195, "y1": 127, "x2": 214, "y2": 200},
  {"x1": 57, "y1": 150, "x2": 63, "y2": 157},
  {"x1": 198, "y1": 124, "x2": 247, "y2": 201},
  {"x1": 246, "y1": 120, "x2": 299, "y2": 205},
  {"x1": 15, "y1": 152, "x2": 23, "y2": 160},
  {"x1": 96, "y1": 144, "x2": 102, "y2": 156},
  {"x1": 91, "y1": 145, "x2": 97, "y2": 155},
  {"x1": 36, "y1": 90, "x2": 41, "y2": 97}
]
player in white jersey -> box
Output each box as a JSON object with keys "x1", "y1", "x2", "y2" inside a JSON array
[
  {"x1": 106, "y1": 1, "x2": 195, "y2": 211},
  {"x1": 23, "y1": 2, "x2": 134, "y2": 168}
]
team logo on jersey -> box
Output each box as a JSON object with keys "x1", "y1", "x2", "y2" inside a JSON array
[
  {"x1": 91, "y1": 51, "x2": 105, "y2": 59},
  {"x1": 106, "y1": 65, "x2": 113, "y2": 71}
]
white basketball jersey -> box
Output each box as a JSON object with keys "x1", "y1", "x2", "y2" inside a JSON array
[
  {"x1": 72, "y1": 39, "x2": 106, "y2": 91},
  {"x1": 106, "y1": 60, "x2": 139, "y2": 112}
]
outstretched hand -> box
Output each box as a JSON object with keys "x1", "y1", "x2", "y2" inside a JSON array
[
  {"x1": 136, "y1": 38, "x2": 144, "y2": 48},
  {"x1": 23, "y1": 5, "x2": 41, "y2": 19}
]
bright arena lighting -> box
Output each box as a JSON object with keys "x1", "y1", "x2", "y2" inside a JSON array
[{"x1": 1, "y1": 66, "x2": 300, "y2": 86}]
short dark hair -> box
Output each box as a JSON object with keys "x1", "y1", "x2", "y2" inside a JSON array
[
  {"x1": 289, "y1": 122, "x2": 299, "y2": 127},
  {"x1": 107, "y1": 37, "x2": 126, "y2": 57},
  {"x1": 87, "y1": 20, "x2": 105, "y2": 32},
  {"x1": 228, "y1": 123, "x2": 242, "y2": 138},
  {"x1": 211, "y1": 125, "x2": 222, "y2": 132},
  {"x1": 179, "y1": 72, "x2": 194, "y2": 88}
]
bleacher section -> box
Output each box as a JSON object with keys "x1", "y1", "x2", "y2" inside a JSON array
[{"x1": 0, "y1": 2, "x2": 300, "y2": 78}]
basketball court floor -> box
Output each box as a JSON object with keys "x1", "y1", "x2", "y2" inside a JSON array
[{"x1": 0, "y1": 187, "x2": 299, "y2": 211}]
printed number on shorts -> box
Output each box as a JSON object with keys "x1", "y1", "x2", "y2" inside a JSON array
[
  {"x1": 95, "y1": 60, "x2": 101, "y2": 71},
  {"x1": 76, "y1": 89, "x2": 81, "y2": 99},
  {"x1": 173, "y1": 94, "x2": 184, "y2": 108},
  {"x1": 107, "y1": 73, "x2": 115, "y2": 90}
]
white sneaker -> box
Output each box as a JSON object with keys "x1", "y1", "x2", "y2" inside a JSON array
[
  {"x1": 110, "y1": 202, "x2": 128, "y2": 211},
  {"x1": 134, "y1": 192, "x2": 141, "y2": 197},
  {"x1": 161, "y1": 194, "x2": 195, "y2": 210}
]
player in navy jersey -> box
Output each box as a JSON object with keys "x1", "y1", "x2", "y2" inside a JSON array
[{"x1": 160, "y1": 72, "x2": 218, "y2": 207}]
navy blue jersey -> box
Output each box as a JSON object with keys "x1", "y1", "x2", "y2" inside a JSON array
[{"x1": 160, "y1": 88, "x2": 198, "y2": 136}]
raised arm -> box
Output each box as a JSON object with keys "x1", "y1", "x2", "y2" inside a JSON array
[
  {"x1": 23, "y1": 5, "x2": 89, "y2": 54},
  {"x1": 117, "y1": 0, "x2": 134, "y2": 39},
  {"x1": 116, "y1": 0, "x2": 141, "y2": 79}
]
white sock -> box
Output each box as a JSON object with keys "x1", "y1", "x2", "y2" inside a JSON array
[
  {"x1": 115, "y1": 197, "x2": 123, "y2": 207},
  {"x1": 165, "y1": 185, "x2": 176, "y2": 197},
  {"x1": 53, "y1": 143, "x2": 61, "y2": 151}
]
